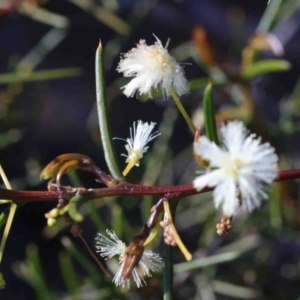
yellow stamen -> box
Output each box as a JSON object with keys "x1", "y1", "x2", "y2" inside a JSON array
[
  {"x1": 224, "y1": 157, "x2": 243, "y2": 179},
  {"x1": 163, "y1": 201, "x2": 192, "y2": 261}
]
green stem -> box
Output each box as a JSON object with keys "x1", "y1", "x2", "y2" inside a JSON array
[
  {"x1": 163, "y1": 244, "x2": 173, "y2": 300},
  {"x1": 170, "y1": 89, "x2": 196, "y2": 134},
  {"x1": 163, "y1": 201, "x2": 178, "y2": 300},
  {"x1": 95, "y1": 42, "x2": 124, "y2": 181}
]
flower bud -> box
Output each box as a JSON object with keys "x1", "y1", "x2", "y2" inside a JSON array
[
  {"x1": 121, "y1": 238, "x2": 144, "y2": 280},
  {"x1": 47, "y1": 218, "x2": 57, "y2": 227},
  {"x1": 47, "y1": 208, "x2": 60, "y2": 218}
]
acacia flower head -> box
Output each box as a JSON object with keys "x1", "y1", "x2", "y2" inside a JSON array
[
  {"x1": 95, "y1": 229, "x2": 162, "y2": 288},
  {"x1": 117, "y1": 35, "x2": 189, "y2": 98},
  {"x1": 120, "y1": 120, "x2": 160, "y2": 168},
  {"x1": 193, "y1": 121, "x2": 278, "y2": 216}
]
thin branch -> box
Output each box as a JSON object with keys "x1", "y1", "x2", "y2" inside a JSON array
[
  {"x1": 0, "y1": 168, "x2": 298, "y2": 203},
  {"x1": 77, "y1": 234, "x2": 110, "y2": 278}
]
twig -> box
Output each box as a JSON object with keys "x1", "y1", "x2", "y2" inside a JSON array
[
  {"x1": 78, "y1": 234, "x2": 110, "y2": 278},
  {"x1": 0, "y1": 168, "x2": 298, "y2": 203}
]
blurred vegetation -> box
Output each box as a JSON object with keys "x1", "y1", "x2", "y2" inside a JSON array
[{"x1": 1, "y1": 0, "x2": 300, "y2": 299}]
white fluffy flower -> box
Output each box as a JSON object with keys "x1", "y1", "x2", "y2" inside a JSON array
[
  {"x1": 95, "y1": 229, "x2": 162, "y2": 288},
  {"x1": 121, "y1": 120, "x2": 160, "y2": 167},
  {"x1": 193, "y1": 121, "x2": 278, "y2": 216},
  {"x1": 117, "y1": 35, "x2": 189, "y2": 98}
]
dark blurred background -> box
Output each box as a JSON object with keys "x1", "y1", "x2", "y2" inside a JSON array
[{"x1": 1, "y1": 0, "x2": 300, "y2": 299}]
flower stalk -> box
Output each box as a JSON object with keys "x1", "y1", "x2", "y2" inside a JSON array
[
  {"x1": 170, "y1": 89, "x2": 196, "y2": 134},
  {"x1": 163, "y1": 200, "x2": 192, "y2": 261},
  {"x1": 122, "y1": 158, "x2": 137, "y2": 176}
]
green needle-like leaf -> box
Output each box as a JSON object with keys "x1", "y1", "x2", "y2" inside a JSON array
[
  {"x1": 241, "y1": 59, "x2": 290, "y2": 80},
  {"x1": 95, "y1": 42, "x2": 124, "y2": 181},
  {"x1": 203, "y1": 82, "x2": 219, "y2": 144},
  {"x1": 25, "y1": 245, "x2": 54, "y2": 300},
  {"x1": 0, "y1": 68, "x2": 82, "y2": 84},
  {"x1": 59, "y1": 252, "x2": 81, "y2": 299},
  {"x1": 256, "y1": 0, "x2": 283, "y2": 33}
]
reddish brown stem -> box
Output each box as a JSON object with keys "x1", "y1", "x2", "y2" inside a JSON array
[
  {"x1": 78, "y1": 234, "x2": 110, "y2": 278},
  {"x1": 0, "y1": 168, "x2": 299, "y2": 203},
  {"x1": 275, "y1": 169, "x2": 300, "y2": 182}
]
